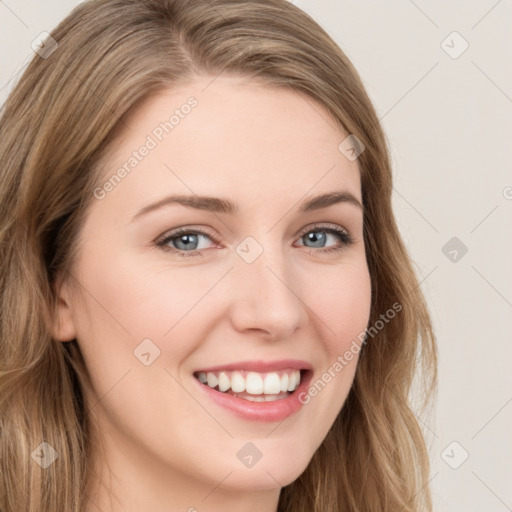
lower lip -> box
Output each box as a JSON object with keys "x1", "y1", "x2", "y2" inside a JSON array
[{"x1": 194, "y1": 370, "x2": 313, "y2": 423}]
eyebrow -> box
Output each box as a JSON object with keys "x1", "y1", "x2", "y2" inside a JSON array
[{"x1": 130, "y1": 190, "x2": 363, "y2": 222}]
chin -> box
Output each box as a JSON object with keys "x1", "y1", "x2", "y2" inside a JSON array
[{"x1": 218, "y1": 452, "x2": 312, "y2": 492}]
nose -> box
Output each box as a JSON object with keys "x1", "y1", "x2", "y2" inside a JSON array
[{"x1": 228, "y1": 242, "x2": 308, "y2": 341}]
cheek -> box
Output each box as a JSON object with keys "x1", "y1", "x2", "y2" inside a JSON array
[
  {"x1": 305, "y1": 261, "x2": 372, "y2": 351},
  {"x1": 289, "y1": 261, "x2": 371, "y2": 454},
  {"x1": 69, "y1": 253, "x2": 226, "y2": 403},
  {"x1": 73, "y1": 246, "x2": 210, "y2": 338}
]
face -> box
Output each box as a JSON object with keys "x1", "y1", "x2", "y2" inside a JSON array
[{"x1": 54, "y1": 74, "x2": 371, "y2": 508}]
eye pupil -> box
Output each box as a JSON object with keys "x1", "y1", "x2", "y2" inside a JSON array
[
  {"x1": 305, "y1": 231, "x2": 326, "y2": 248},
  {"x1": 176, "y1": 234, "x2": 197, "y2": 250}
]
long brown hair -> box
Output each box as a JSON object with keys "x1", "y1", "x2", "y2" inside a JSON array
[{"x1": 0, "y1": 1, "x2": 437, "y2": 510}]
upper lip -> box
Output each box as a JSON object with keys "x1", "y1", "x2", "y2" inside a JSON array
[{"x1": 194, "y1": 359, "x2": 312, "y2": 373}]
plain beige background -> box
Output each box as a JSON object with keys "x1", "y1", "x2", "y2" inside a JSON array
[{"x1": 1, "y1": 1, "x2": 511, "y2": 510}]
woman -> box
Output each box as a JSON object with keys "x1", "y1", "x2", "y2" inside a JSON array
[{"x1": 0, "y1": 0, "x2": 437, "y2": 510}]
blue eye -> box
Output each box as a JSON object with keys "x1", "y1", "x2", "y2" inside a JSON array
[
  {"x1": 159, "y1": 230, "x2": 214, "y2": 254},
  {"x1": 296, "y1": 227, "x2": 353, "y2": 254},
  {"x1": 156, "y1": 224, "x2": 354, "y2": 258}
]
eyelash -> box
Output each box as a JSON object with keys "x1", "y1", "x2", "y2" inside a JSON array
[{"x1": 155, "y1": 223, "x2": 354, "y2": 258}]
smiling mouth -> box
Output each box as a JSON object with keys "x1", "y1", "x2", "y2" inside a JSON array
[{"x1": 193, "y1": 368, "x2": 307, "y2": 402}]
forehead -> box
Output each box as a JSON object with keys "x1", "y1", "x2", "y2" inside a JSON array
[{"x1": 94, "y1": 75, "x2": 362, "y2": 213}]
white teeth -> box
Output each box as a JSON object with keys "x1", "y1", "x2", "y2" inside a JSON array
[
  {"x1": 231, "y1": 371, "x2": 246, "y2": 393},
  {"x1": 240, "y1": 394, "x2": 266, "y2": 402},
  {"x1": 245, "y1": 372, "x2": 263, "y2": 394},
  {"x1": 288, "y1": 371, "x2": 299, "y2": 392},
  {"x1": 218, "y1": 371, "x2": 230, "y2": 392},
  {"x1": 206, "y1": 372, "x2": 218, "y2": 388},
  {"x1": 280, "y1": 373, "x2": 289, "y2": 392},
  {"x1": 263, "y1": 373, "x2": 282, "y2": 394},
  {"x1": 196, "y1": 369, "x2": 302, "y2": 395},
  {"x1": 239, "y1": 393, "x2": 288, "y2": 402}
]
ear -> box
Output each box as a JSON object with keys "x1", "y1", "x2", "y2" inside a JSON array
[{"x1": 51, "y1": 271, "x2": 77, "y2": 342}]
